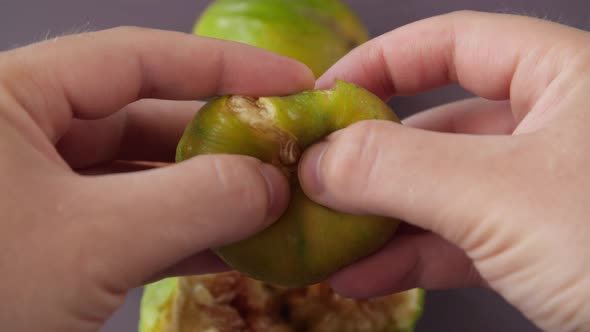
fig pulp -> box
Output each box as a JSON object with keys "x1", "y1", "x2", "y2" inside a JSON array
[
  {"x1": 193, "y1": 0, "x2": 369, "y2": 77},
  {"x1": 176, "y1": 81, "x2": 401, "y2": 288},
  {"x1": 139, "y1": 273, "x2": 424, "y2": 332}
]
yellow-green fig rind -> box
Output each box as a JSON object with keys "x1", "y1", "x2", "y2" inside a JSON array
[
  {"x1": 193, "y1": 0, "x2": 369, "y2": 77},
  {"x1": 139, "y1": 277, "x2": 179, "y2": 332},
  {"x1": 216, "y1": 187, "x2": 397, "y2": 288},
  {"x1": 176, "y1": 81, "x2": 400, "y2": 288},
  {"x1": 396, "y1": 288, "x2": 426, "y2": 332},
  {"x1": 177, "y1": 80, "x2": 398, "y2": 167}
]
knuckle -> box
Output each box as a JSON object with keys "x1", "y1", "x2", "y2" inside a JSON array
[{"x1": 357, "y1": 41, "x2": 395, "y2": 96}]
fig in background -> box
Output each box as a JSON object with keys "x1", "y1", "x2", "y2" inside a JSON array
[{"x1": 193, "y1": 0, "x2": 369, "y2": 77}]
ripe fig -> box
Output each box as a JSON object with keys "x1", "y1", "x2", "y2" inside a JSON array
[
  {"x1": 176, "y1": 81, "x2": 400, "y2": 287},
  {"x1": 139, "y1": 273, "x2": 424, "y2": 332},
  {"x1": 193, "y1": 0, "x2": 369, "y2": 77}
]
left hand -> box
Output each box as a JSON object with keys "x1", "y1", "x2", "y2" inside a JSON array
[{"x1": 0, "y1": 26, "x2": 313, "y2": 331}]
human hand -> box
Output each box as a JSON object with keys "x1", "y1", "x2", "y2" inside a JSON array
[
  {"x1": 298, "y1": 11, "x2": 590, "y2": 331},
  {"x1": 0, "y1": 27, "x2": 313, "y2": 331}
]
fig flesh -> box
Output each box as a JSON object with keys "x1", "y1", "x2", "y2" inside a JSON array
[{"x1": 139, "y1": 273, "x2": 424, "y2": 332}]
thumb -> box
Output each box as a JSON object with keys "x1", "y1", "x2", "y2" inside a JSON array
[
  {"x1": 69, "y1": 154, "x2": 289, "y2": 290},
  {"x1": 298, "y1": 120, "x2": 516, "y2": 244}
]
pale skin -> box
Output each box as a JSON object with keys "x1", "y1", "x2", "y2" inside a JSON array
[
  {"x1": 299, "y1": 11, "x2": 590, "y2": 332},
  {"x1": 0, "y1": 27, "x2": 311, "y2": 331},
  {"x1": 1, "y1": 10, "x2": 589, "y2": 332}
]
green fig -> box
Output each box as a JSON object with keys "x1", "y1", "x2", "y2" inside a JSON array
[
  {"x1": 176, "y1": 81, "x2": 401, "y2": 287},
  {"x1": 193, "y1": 0, "x2": 369, "y2": 77}
]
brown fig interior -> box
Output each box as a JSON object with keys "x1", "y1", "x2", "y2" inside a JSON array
[{"x1": 173, "y1": 271, "x2": 413, "y2": 332}]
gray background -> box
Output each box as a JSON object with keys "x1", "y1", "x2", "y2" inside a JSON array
[{"x1": 1, "y1": 1, "x2": 587, "y2": 331}]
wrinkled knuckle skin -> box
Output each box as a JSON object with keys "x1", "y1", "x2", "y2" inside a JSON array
[
  {"x1": 211, "y1": 156, "x2": 268, "y2": 220},
  {"x1": 322, "y1": 121, "x2": 387, "y2": 203}
]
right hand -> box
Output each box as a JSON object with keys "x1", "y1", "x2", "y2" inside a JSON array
[{"x1": 298, "y1": 11, "x2": 590, "y2": 332}]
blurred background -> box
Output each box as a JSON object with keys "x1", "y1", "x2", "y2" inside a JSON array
[{"x1": 1, "y1": 1, "x2": 587, "y2": 331}]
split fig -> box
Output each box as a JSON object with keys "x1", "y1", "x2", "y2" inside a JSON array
[
  {"x1": 176, "y1": 80, "x2": 401, "y2": 287},
  {"x1": 139, "y1": 273, "x2": 425, "y2": 332}
]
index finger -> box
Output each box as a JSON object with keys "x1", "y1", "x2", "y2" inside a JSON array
[
  {"x1": 0, "y1": 27, "x2": 314, "y2": 141},
  {"x1": 317, "y1": 11, "x2": 589, "y2": 122}
]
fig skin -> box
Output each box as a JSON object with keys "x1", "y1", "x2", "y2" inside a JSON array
[
  {"x1": 176, "y1": 81, "x2": 402, "y2": 288},
  {"x1": 193, "y1": 0, "x2": 369, "y2": 77}
]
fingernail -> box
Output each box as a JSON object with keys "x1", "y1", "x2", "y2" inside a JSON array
[
  {"x1": 299, "y1": 141, "x2": 329, "y2": 196},
  {"x1": 258, "y1": 163, "x2": 288, "y2": 222}
]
